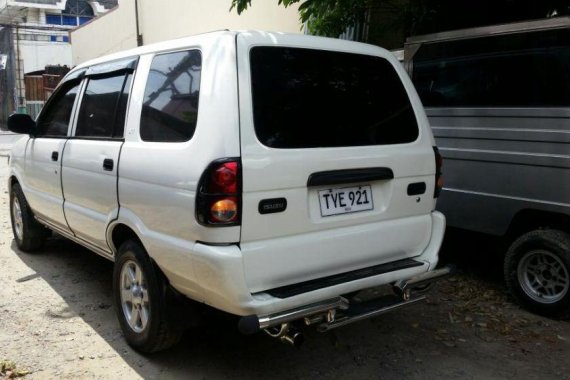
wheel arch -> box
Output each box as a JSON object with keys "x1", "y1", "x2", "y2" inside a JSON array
[
  {"x1": 8, "y1": 175, "x2": 19, "y2": 190},
  {"x1": 506, "y1": 209, "x2": 570, "y2": 240},
  {"x1": 109, "y1": 223, "x2": 143, "y2": 255},
  {"x1": 107, "y1": 221, "x2": 173, "y2": 285}
]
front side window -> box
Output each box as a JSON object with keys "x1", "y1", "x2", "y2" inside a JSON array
[
  {"x1": 36, "y1": 82, "x2": 80, "y2": 137},
  {"x1": 140, "y1": 50, "x2": 202, "y2": 142},
  {"x1": 75, "y1": 73, "x2": 132, "y2": 138},
  {"x1": 250, "y1": 47, "x2": 419, "y2": 149}
]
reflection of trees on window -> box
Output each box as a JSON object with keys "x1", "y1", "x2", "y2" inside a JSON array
[{"x1": 141, "y1": 51, "x2": 202, "y2": 142}]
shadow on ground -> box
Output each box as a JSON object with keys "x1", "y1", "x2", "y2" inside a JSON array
[
  {"x1": 439, "y1": 227, "x2": 507, "y2": 282},
  {"x1": 10, "y1": 236, "x2": 446, "y2": 379},
  {"x1": 10, "y1": 229, "x2": 570, "y2": 379}
]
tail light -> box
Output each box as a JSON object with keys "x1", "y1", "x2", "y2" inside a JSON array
[
  {"x1": 196, "y1": 158, "x2": 241, "y2": 226},
  {"x1": 433, "y1": 147, "x2": 443, "y2": 198}
]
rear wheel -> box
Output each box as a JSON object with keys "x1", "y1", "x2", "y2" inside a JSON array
[
  {"x1": 504, "y1": 229, "x2": 570, "y2": 317},
  {"x1": 10, "y1": 183, "x2": 49, "y2": 252},
  {"x1": 113, "y1": 240, "x2": 183, "y2": 353}
]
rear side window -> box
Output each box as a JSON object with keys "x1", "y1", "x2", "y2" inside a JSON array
[
  {"x1": 413, "y1": 29, "x2": 570, "y2": 107},
  {"x1": 250, "y1": 47, "x2": 418, "y2": 149},
  {"x1": 36, "y1": 82, "x2": 80, "y2": 137},
  {"x1": 75, "y1": 73, "x2": 132, "y2": 138},
  {"x1": 140, "y1": 50, "x2": 202, "y2": 142}
]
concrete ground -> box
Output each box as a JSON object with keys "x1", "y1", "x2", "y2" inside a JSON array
[
  {"x1": 0, "y1": 135, "x2": 568, "y2": 379},
  {"x1": 0, "y1": 133, "x2": 24, "y2": 157}
]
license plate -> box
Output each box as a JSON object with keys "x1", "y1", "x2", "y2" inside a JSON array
[{"x1": 318, "y1": 185, "x2": 374, "y2": 217}]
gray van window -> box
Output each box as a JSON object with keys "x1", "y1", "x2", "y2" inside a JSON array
[
  {"x1": 250, "y1": 47, "x2": 418, "y2": 149},
  {"x1": 140, "y1": 50, "x2": 202, "y2": 142},
  {"x1": 413, "y1": 29, "x2": 570, "y2": 107}
]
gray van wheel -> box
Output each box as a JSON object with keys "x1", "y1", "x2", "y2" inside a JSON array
[
  {"x1": 113, "y1": 240, "x2": 183, "y2": 353},
  {"x1": 504, "y1": 230, "x2": 570, "y2": 317},
  {"x1": 10, "y1": 183, "x2": 49, "y2": 252}
]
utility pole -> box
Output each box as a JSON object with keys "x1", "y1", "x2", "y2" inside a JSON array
[
  {"x1": 135, "y1": 0, "x2": 143, "y2": 46},
  {"x1": 14, "y1": 23, "x2": 25, "y2": 114}
]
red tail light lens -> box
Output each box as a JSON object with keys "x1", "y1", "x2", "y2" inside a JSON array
[
  {"x1": 211, "y1": 162, "x2": 238, "y2": 193},
  {"x1": 434, "y1": 147, "x2": 443, "y2": 198},
  {"x1": 196, "y1": 158, "x2": 241, "y2": 226}
]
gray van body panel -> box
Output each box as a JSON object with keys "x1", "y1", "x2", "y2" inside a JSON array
[
  {"x1": 405, "y1": 17, "x2": 570, "y2": 236},
  {"x1": 427, "y1": 107, "x2": 570, "y2": 235}
]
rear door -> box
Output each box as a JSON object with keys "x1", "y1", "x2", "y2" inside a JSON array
[
  {"x1": 236, "y1": 33, "x2": 437, "y2": 293},
  {"x1": 61, "y1": 58, "x2": 135, "y2": 252}
]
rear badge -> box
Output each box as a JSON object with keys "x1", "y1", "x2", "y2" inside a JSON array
[{"x1": 259, "y1": 198, "x2": 287, "y2": 214}]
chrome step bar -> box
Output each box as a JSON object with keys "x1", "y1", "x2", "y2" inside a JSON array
[
  {"x1": 238, "y1": 265, "x2": 454, "y2": 336},
  {"x1": 317, "y1": 296, "x2": 426, "y2": 332}
]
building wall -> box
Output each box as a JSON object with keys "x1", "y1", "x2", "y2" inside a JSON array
[
  {"x1": 71, "y1": 0, "x2": 302, "y2": 65},
  {"x1": 20, "y1": 40, "x2": 72, "y2": 73},
  {"x1": 70, "y1": 1, "x2": 137, "y2": 64},
  {"x1": 138, "y1": 0, "x2": 302, "y2": 45}
]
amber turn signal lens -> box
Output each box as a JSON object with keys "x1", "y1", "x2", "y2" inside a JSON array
[
  {"x1": 437, "y1": 176, "x2": 444, "y2": 189},
  {"x1": 210, "y1": 198, "x2": 238, "y2": 222}
]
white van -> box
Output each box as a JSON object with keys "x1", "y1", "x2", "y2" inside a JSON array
[{"x1": 7, "y1": 31, "x2": 450, "y2": 352}]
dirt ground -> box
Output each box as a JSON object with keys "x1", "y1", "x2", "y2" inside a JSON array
[{"x1": 0, "y1": 158, "x2": 569, "y2": 379}]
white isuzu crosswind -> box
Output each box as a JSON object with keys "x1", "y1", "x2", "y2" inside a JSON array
[{"x1": 7, "y1": 31, "x2": 450, "y2": 352}]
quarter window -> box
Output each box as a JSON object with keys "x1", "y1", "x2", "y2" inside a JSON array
[
  {"x1": 36, "y1": 82, "x2": 80, "y2": 137},
  {"x1": 75, "y1": 73, "x2": 132, "y2": 138},
  {"x1": 140, "y1": 50, "x2": 202, "y2": 142}
]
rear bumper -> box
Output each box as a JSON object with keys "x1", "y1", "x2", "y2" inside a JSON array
[
  {"x1": 182, "y1": 211, "x2": 446, "y2": 316},
  {"x1": 239, "y1": 264, "x2": 455, "y2": 334}
]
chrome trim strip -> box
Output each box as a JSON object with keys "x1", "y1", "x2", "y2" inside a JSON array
[
  {"x1": 35, "y1": 216, "x2": 114, "y2": 261},
  {"x1": 406, "y1": 17, "x2": 570, "y2": 44},
  {"x1": 442, "y1": 188, "x2": 570, "y2": 208}
]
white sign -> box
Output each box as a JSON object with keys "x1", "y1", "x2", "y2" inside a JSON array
[{"x1": 0, "y1": 54, "x2": 7, "y2": 70}]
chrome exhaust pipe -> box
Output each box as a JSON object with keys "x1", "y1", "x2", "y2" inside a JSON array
[
  {"x1": 281, "y1": 329, "x2": 304, "y2": 347},
  {"x1": 264, "y1": 323, "x2": 304, "y2": 347},
  {"x1": 393, "y1": 265, "x2": 455, "y2": 298},
  {"x1": 238, "y1": 297, "x2": 348, "y2": 334}
]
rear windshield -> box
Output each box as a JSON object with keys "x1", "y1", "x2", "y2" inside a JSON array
[{"x1": 250, "y1": 47, "x2": 418, "y2": 149}]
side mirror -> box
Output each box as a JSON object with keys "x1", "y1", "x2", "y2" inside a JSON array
[{"x1": 7, "y1": 113, "x2": 36, "y2": 135}]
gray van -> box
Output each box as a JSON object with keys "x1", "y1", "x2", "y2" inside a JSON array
[{"x1": 404, "y1": 17, "x2": 570, "y2": 316}]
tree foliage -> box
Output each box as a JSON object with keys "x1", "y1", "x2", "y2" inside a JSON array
[
  {"x1": 231, "y1": 0, "x2": 371, "y2": 36},
  {"x1": 232, "y1": 0, "x2": 570, "y2": 39}
]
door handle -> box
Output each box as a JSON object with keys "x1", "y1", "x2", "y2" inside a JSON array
[
  {"x1": 307, "y1": 167, "x2": 394, "y2": 187},
  {"x1": 103, "y1": 158, "x2": 114, "y2": 171},
  {"x1": 51, "y1": 151, "x2": 59, "y2": 161}
]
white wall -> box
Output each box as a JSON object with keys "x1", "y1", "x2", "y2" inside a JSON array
[
  {"x1": 70, "y1": 0, "x2": 138, "y2": 65},
  {"x1": 71, "y1": 0, "x2": 301, "y2": 65},
  {"x1": 20, "y1": 40, "x2": 72, "y2": 73},
  {"x1": 138, "y1": 0, "x2": 302, "y2": 45}
]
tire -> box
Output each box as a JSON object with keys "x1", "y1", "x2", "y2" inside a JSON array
[
  {"x1": 113, "y1": 240, "x2": 183, "y2": 353},
  {"x1": 9, "y1": 183, "x2": 49, "y2": 252},
  {"x1": 504, "y1": 229, "x2": 570, "y2": 318}
]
